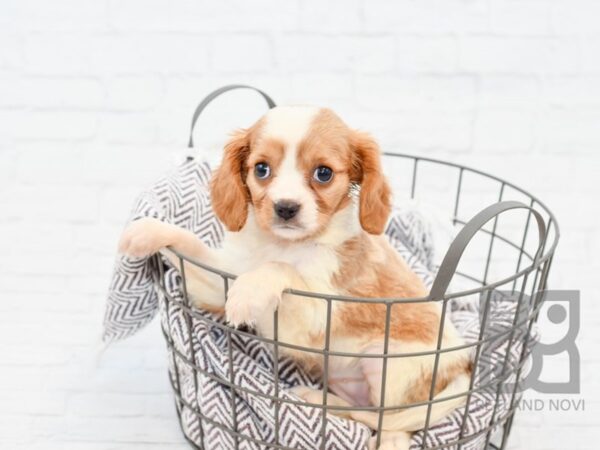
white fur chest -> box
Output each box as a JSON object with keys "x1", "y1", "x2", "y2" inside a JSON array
[
  {"x1": 221, "y1": 231, "x2": 340, "y2": 294},
  {"x1": 217, "y1": 205, "x2": 360, "y2": 294}
]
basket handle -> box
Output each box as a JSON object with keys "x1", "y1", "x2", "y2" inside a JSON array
[
  {"x1": 188, "y1": 84, "x2": 277, "y2": 148},
  {"x1": 429, "y1": 201, "x2": 547, "y2": 300}
]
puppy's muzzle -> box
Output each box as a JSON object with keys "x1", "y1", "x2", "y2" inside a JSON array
[{"x1": 274, "y1": 200, "x2": 301, "y2": 221}]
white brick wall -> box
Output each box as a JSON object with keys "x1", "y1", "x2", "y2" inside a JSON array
[{"x1": 1, "y1": 1, "x2": 598, "y2": 448}]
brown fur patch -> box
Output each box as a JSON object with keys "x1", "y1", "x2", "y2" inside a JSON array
[
  {"x1": 298, "y1": 109, "x2": 353, "y2": 174},
  {"x1": 404, "y1": 358, "x2": 472, "y2": 405},
  {"x1": 294, "y1": 108, "x2": 393, "y2": 236},
  {"x1": 210, "y1": 126, "x2": 255, "y2": 231},
  {"x1": 298, "y1": 110, "x2": 354, "y2": 221},
  {"x1": 246, "y1": 137, "x2": 286, "y2": 172},
  {"x1": 332, "y1": 234, "x2": 438, "y2": 343},
  {"x1": 244, "y1": 137, "x2": 286, "y2": 232},
  {"x1": 210, "y1": 131, "x2": 250, "y2": 231},
  {"x1": 349, "y1": 131, "x2": 392, "y2": 235}
]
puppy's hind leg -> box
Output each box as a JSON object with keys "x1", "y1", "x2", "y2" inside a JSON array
[{"x1": 289, "y1": 386, "x2": 355, "y2": 420}]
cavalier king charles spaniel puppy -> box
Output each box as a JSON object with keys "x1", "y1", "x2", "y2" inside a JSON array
[{"x1": 119, "y1": 106, "x2": 470, "y2": 449}]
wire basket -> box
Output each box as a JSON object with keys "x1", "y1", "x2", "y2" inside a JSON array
[{"x1": 151, "y1": 86, "x2": 559, "y2": 450}]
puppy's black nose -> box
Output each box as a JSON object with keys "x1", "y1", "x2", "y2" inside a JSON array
[{"x1": 274, "y1": 200, "x2": 300, "y2": 221}]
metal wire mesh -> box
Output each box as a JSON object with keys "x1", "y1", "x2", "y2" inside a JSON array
[{"x1": 152, "y1": 152, "x2": 559, "y2": 450}]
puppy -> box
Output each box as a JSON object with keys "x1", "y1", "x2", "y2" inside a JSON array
[{"x1": 119, "y1": 106, "x2": 471, "y2": 449}]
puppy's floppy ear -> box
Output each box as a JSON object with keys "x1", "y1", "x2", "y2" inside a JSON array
[
  {"x1": 350, "y1": 130, "x2": 392, "y2": 235},
  {"x1": 210, "y1": 129, "x2": 251, "y2": 231}
]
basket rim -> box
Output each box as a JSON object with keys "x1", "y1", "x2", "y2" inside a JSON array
[{"x1": 166, "y1": 151, "x2": 560, "y2": 304}]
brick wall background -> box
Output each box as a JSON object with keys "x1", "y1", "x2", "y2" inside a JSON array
[{"x1": 1, "y1": 1, "x2": 599, "y2": 449}]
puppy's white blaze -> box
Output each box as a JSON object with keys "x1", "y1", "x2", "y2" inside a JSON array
[
  {"x1": 263, "y1": 106, "x2": 321, "y2": 236},
  {"x1": 261, "y1": 105, "x2": 320, "y2": 147},
  {"x1": 268, "y1": 145, "x2": 307, "y2": 201},
  {"x1": 268, "y1": 148, "x2": 319, "y2": 234}
]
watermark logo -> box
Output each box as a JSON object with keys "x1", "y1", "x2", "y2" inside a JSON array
[
  {"x1": 525, "y1": 290, "x2": 580, "y2": 394},
  {"x1": 473, "y1": 289, "x2": 580, "y2": 397}
]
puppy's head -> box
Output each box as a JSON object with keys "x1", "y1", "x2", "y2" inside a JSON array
[{"x1": 210, "y1": 106, "x2": 391, "y2": 241}]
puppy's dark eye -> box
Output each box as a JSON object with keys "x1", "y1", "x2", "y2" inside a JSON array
[
  {"x1": 254, "y1": 162, "x2": 271, "y2": 179},
  {"x1": 313, "y1": 166, "x2": 333, "y2": 184}
]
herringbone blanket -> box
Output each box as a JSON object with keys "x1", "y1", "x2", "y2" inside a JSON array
[{"x1": 105, "y1": 158, "x2": 531, "y2": 449}]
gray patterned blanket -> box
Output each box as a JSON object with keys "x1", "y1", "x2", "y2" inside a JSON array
[{"x1": 105, "y1": 158, "x2": 527, "y2": 450}]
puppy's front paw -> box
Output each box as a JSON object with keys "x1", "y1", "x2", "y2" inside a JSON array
[
  {"x1": 118, "y1": 217, "x2": 173, "y2": 258},
  {"x1": 225, "y1": 272, "x2": 281, "y2": 328}
]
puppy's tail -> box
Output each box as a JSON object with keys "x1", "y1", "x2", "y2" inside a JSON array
[{"x1": 350, "y1": 373, "x2": 470, "y2": 432}]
